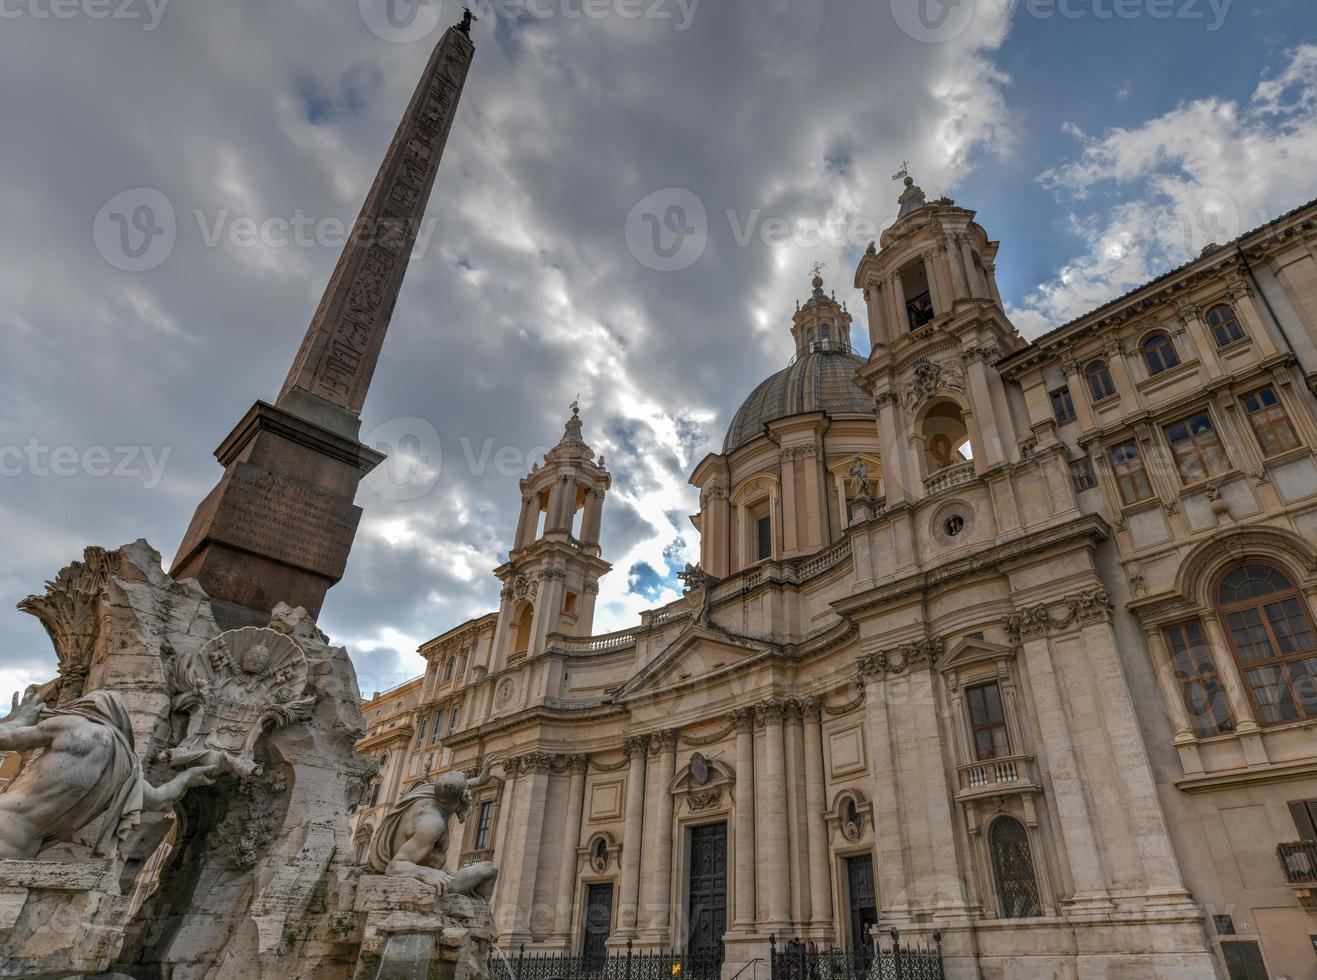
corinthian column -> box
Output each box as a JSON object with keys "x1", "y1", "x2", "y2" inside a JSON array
[
  {"x1": 732, "y1": 709, "x2": 757, "y2": 931},
  {"x1": 758, "y1": 701, "x2": 791, "y2": 929},
  {"x1": 616, "y1": 735, "x2": 649, "y2": 938},
  {"x1": 802, "y1": 698, "x2": 833, "y2": 935},
  {"x1": 643, "y1": 731, "x2": 678, "y2": 944},
  {"x1": 553, "y1": 755, "x2": 589, "y2": 943}
]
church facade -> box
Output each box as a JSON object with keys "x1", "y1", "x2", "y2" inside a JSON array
[{"x1": 353, "y1": 181, "x2": 1317, "y2": 979}]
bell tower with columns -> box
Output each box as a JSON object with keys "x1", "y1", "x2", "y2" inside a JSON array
[
  {"x1": 854, "y1": 170, "x2": 1025, "y2": 507},
  {"x1": 490, "y1": 403, "x2": 612, "y2": 669}
]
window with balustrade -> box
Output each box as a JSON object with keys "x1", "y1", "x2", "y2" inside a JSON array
[
  {"x1": 1218, "y1": 563, "x2": 1317, "y2": 726},
  {"x1": 989, "y1": 816, "x2": 1042, "y2": 918},
  {"x1": 474, "y1": 801, "x2": 494, "y2": 850},
  {"x1": 967, "y1": 681, "x2": 1010, "y2": 761}
]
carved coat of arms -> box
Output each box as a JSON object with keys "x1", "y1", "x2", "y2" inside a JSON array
[{"x1": 165, "y1": 627, "x2": 316, "y2": 778}]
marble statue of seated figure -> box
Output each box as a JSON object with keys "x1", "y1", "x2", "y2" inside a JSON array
[
  {"x1": 368, "y1": 756, "x2": 499, "y2": 901},
  {"x1": 0, "y1": 688, "x2": 216, "y2": 860}
]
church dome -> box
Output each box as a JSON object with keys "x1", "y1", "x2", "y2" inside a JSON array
[{"x1": 722, "y1": 347, "x2": 871, "y2": 453}]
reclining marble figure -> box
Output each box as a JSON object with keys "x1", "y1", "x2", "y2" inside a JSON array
[
  {"x1": 0, "y1": 688, "x2": 216, "y2": 860},
  {"x1": 368, "y1": 755, "x2": 499, "y2": 900}
]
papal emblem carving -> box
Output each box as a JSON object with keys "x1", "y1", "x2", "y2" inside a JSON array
[{"x1": 164, "y1": 627, "x2": 316, "y2": 779}]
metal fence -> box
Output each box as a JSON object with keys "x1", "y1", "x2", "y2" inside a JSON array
[
  {"x1": 495, "y1": 940, "x2": 723, "y2": 980},
  {"x1": 769, "y1": 931, "x2": 944, "y2": 980}
]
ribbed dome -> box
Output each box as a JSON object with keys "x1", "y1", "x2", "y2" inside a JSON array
[{"x1": 723, "y1": 348, "x2": 871, "y2": 453}]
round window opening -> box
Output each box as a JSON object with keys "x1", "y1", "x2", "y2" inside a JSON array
[{"x1": 945, "y1": 515, "x2": 965, "y2": 536}]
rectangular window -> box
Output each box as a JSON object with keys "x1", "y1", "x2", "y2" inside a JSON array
[
  {"x1": 1213, "y1": 914, "x2": 1236, "y2": 936},
  {"x1": 1050, "y1": 386, "x2": 1077, "y2": 424},
  {"x1": 756, "y1": 514, "x2": 772, "y2": 560},
  {"x1": 1164, "y1": 411, "x2": 1229, "y2": 484},
  {"x1": 429, "y1": 710, "x2": 444, "y2": 745},
  {"x1": 1071, "y1": 457, "x2": 1097, "y2": 493},
  {"x1": 1220, "y1": 941, "x2": 1269, "y2": 980},
  {"x1": 966, "y1": 681, "x2": 1010, "y2": 760},
  {"x1": 1289, "y1": 799, "x2": 1317, "y2": 840},
  {"x1": 1242, "y1": 386, "x2": 1299, "y2": 457},
  {"x1": 1109, "y1": 440, "x2": 1152, "y2": 505},
  {"x1": 414, "y1": 715, "x2": 429, "y2": 749},
  {"x1": 1164, "y1": 621, "x2": 1233, "y2": 736},
  {"x1": 448, "y1": 703, "x2": 460, "y2": 735},
  {"x1": 474, "y1": 801, "x2": 494, "y2": 849}
]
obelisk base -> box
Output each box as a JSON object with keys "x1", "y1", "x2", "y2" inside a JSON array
[{"x1": 170, "y1": 399, "x2": 384, "y2": 625}]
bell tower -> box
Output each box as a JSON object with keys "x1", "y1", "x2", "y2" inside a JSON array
[
  {"x1": 491, "y1": 403, "x2": 612, "y2": 668},
  {"x1": 853, "y1": 170, "x2": 1026, "y2": 506}
]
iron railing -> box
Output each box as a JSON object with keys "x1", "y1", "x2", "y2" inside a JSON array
[
  {"x1": 496, "y1": 940, "x2": 723, "y2": 980},
  {"x1": 770, "y1": 931, "x2": 943, "y2": 980},
  {"x1": 1278, "y1": 841, "x2": 1317, "y2": 883}
]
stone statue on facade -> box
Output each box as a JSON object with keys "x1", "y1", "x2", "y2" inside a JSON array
[
  {"x1": 367, "y1": 756, "x2": 500, "y2": 900},
  {"x1": 0, "y1": 688, "x2": 216, "y2": 860},
  {"x1": 847, "y1": 456, "x2": 872, "y2": 498}
]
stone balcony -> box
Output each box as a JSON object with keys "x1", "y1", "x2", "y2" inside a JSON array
[
  {"x1": 924, "y1": 460, "x2": 976, "y2": 496},
  {"x1": 954, "y1": 754, "x2": 1039, "y2": 802}
]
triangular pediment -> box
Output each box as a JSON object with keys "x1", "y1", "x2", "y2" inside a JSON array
[
  {"x1": 934, "y1": 636, "x2": 1015, "y2": 674},
  {"x1": 614, "y1": 624, "x2": 779, "y2": 702}
]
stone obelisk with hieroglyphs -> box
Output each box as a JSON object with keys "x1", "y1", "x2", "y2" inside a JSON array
[{"x1": 172, "y1": 15, "x2": 476, "y2": 626}]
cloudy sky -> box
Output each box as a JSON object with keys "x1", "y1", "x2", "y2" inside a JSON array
[{"x1": 0, "y1": 0, "x2": 1314, "y2": 698}]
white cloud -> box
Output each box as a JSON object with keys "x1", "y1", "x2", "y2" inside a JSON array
[{"x1": 1013, "y1": 44, "x2": 1317, "y2": 334}]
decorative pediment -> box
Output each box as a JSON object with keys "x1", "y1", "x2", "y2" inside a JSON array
[
  {"x1": 935, "y1": 636, "x2": 1015, "y2": 677},
  {"x1": 612, "y1": 625, "x2": 778, "y2": 702}
]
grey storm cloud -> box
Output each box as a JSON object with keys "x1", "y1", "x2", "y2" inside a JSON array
[{"x1": 0, "y1": 0, "x2": 1016, "y2": 694}]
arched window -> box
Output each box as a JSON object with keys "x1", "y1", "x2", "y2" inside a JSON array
[
  {"x1": 1218, "y1": 563, "x2": 1317, "y2": 726},
  {"x1": 1085, "y1": 360, "x2": 1116, "y2": 401},
  {"x1": 511, "y1": 602, "x2": 535, "y2": 658},
  {"x1": 1141, "y1": 333, "x2": 1180, "y2": 375},
  {"x1": 989, "y1": 817, "x2": 1041, "y2": 917},
  {"x1": 922, "y1": 400, "x2": 971, "y2": 473},
  {"x1": 1207, "y1": 304, "x2": 1245, "y2": 347},
  {"x1": 443, "y1": 656, "x2": 456, "y2": 681}
]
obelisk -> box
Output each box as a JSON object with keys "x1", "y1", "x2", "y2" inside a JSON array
[{"x1": 171, "y1": 14, "x2": 476, "y2": 627}]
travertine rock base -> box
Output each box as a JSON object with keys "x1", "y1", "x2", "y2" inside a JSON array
[
  {"x1": 0, "y1": 859, "x2": 131, "y2": 977},
  {"x1": 346, "y1": 872, "x2": 495, "y2": 980}
]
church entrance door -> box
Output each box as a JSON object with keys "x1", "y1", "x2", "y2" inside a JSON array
[
  {"x1": 582, "y1": 882, "x2": 613, "y2": 968},
  {"x1": 686, "y1": 822, "x2": 727, "y2": 977},
  {"x1": 845, "y1": 854, "x2": 878, "y2": 952}
]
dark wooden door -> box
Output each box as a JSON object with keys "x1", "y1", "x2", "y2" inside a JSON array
[
  {"x1": 582, "y1": 882, "x2": 613, "y2": 967},
  {"x1": 687, "y1": 823, "x2": 728, "y2": 972},
  {"x1": 845, "y1": 854, "x2": 878, "y2": 952}
]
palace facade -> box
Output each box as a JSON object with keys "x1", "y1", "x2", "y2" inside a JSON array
[{"x1": 352, "y1": 180, "x2": 1317, "y2": 979}]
